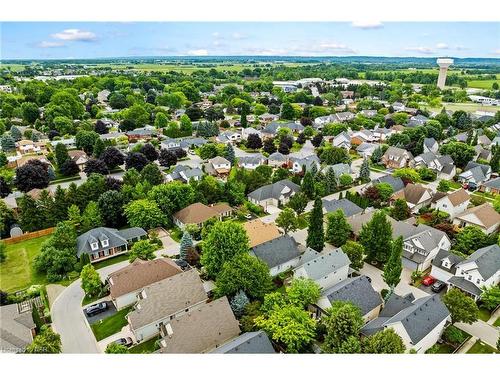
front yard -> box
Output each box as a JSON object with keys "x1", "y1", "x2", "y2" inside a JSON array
[
  {"x1": 93, "y1": 253, "x2": 129, "y2": 270},
  {"x1": 91, "y1": 306, "x2": 132, "y2": 341},
  {"x1": 466, "y1": 340, "x2": 499, "y2": 354},
  {"x1": 0, "y1": 235, "x2": 51, "y2": 292}
]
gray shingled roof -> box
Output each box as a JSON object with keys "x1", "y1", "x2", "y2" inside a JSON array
[
  {"x1": 483, "y1": 177, "x2": 500, "y2": 189},
  {"x1": 76, "y1": 227, "x2": 147, "y2": 257},
  {"x1": 268, "y1": 152, "x2": 286, "y2": 162},
  {"x1": 322, "y1": 198, "x2": 363, "y2": 217},
  {"x1": 373, "y1": 175, "x2": 405, "y2": 193},
  {"x1": 247, "y1": 179, "x2": 300, "y2": 202},
  {"x1": 250, "y1": 234, "x2": 303, "y2": 268},
  {"x1": 362, "y1": 294, "x2": 450, "y2": 344},
  {"x1": 0, "y1": 304, "x2": 35, "y2": 353},
  {"x1": 211, "y1": 331, "x2": 276, "y2": 354},
  {"x1": 323, "y1": 276, "x2": 382, "y2": 315},
  {"x1": 448, "y1": 276, "x2": 482, "y2": 296},
  {"x1": 458, "y1": 244, "x2": 500, "y2": 280},
  {"x1": 431, "y1": 249, "x2": 465, "y2": 275},
  {"x1": 324, "y1": 163, "x2": 351, "y2": 177},
  {"x1": 297, "y1": 248, "x2": 350, "y2": 281}
]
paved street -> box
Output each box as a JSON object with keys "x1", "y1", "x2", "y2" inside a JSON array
[{"x1": 51, "y1": 248, "x2": 170, "y2": 353}]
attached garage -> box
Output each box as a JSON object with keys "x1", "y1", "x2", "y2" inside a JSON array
[{"x1": 402, "y1": 257, "x2": 419, "y2": 271}]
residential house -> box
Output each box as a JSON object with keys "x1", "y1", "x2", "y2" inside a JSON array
[
  {"x1": 474, "y1": 145, "x2": 492, "y2": 162},
  {"x1": 247, "y1": 179, "x2": 300, "y2": 213},
  {"x1": 68, "y1": 149, "x2": 89, "y2": 171},
  {"x1": 322, "y1": 198, "x2": 363, "y2": 218},
  {"x1": 361, "y1": 293, "x2": 450, "y2": 353},
  {"x1": 173, "y1": 202, "x2": 232, "y2": 228},
  {"x1": 356, "y1": 142, "x2": 378, "y2": 158},
  {"x1": 16, "y1": 140, "x2": 46, "y2": 155},
  {"x1": 0, "y1": 303, "x2": 36, "y2": 353},
  {"x1": 76, "y1": 227, "x2": 147, "y2": 263},
  {"x1": 391, "y1": 184, "x2": 433, "y2": 213},
  {"x1": 216, "y1": 130, "x2": 241, "y2": 144},
  {"x1": 371, "y1": 175, "x2": 405, "y2": 194},
  {"x1": 126, "y1": 126, "x2": 156, "y2": 142},
  {"x1": 458, "y1": 161, "x2": 492, "y2": 188},
  {"x1": 97, "y1": 89, "x2": 110, "y2": 103},
  {"x1": 242, "y1": 219, "x2": 281, "y2": 248},
  {"x1": 267, "y1": 152, "x2": 288, "y2": 168},
  {"x1": 161, "y1": 137, "x2": 181, "y2": 151},
  {"x1": 372, "y1": 127, "x2": 393, "y2": 142},
  {"x1": 430, "y1": 249, "x2": 466, "y2": 285},
  {"x1": 407, "y1": 114, "x2": 428, "y2": 128},
  {"x1": 381, "y1": 146, "x2": 413, "y2": 169},
  {"x1": 258, "y1": 113, "x2": 279, "y2": 123},
  {"x1": 391, "y1": 102, "x2": 406, "y2": 112},
  {"x1": 241, "y1": 127, "x2": 262, "y2": 141},
  {"x1": 360, "y1": 109, "x2": 378, "y2": 118},
  {"x1": 107, "y1": 258, "x2": 182, "y2": 310},
  {"x1": 15, "y1": 155, "x2": 52, "y2": 169},
  {"x1": 127, "y1": 269, "x2": 208, "y2": 342},
  {"x1": 205, "y1": 156, "x2": 231, "y2": 178},
  {"x1": 332, "y1": 132, "x2": 352, "y2": 150},
  {"x1": 412, "y1": 152, "x2": 456, "y2": 179},
  {"x1": 249, "y1": 234, "x2": 305, "y2": 276},
  {"x1": 423, "y1": 138, "x2": 439, "y2": 154},
  {"x1": 50, "y1": 138, "x2": 76, "y2": 149},
  {"x1": 477, "y1": 135, "x2": 492, "y2": 148},
  {"x1": 334, "y1": 111, "x2": 355, "y2": 122},
  {"x1": 292, "y1": 248, "x2": 351, "y2": 290},
  {"x1": 262, "y1": 122, "x2": 304, "y2": 138},
  {"x1": 479, "y1": 177, "x2": 500, "y2": 194},
  {"x1": 351, "y1": 130, "x2": 374, "y2": 145},
  {"x1": 238, "y1": 155, "x2": 267, "y2": 170},
  {"x1": 211, "y1": 330, "x2": 276, "y2": 354},
  {"x1": 438, "y1": 245, "x2": 500, "y2": 301},
  {"x1": 157, "y1": 297, "x2": 240, "y2": 353},
  {"x1": 453, "y1": 203, "x2": 500, "y2": 234},
  {"x1": 312, "y1": 276, "x2": 382, "y2": 322},
  {"x1": 165, "y1": 165, "x2": 203, "y2": 183},
  {"x1": 431, "y1": 189, "x2": 470, "y2": 219},
  {"x1": 323, "y1": 163, "x2": 352, "y2": 179},
  {"x1": 290, "y1": 155, "x2": 321, "y2": 174}
]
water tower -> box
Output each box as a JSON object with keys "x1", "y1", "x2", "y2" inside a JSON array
[{"x1": 436, "y1": 58, "x2": 454, "y2": 89}]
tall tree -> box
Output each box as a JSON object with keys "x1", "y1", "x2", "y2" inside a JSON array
[
  {"x1": 306, "y1": 197, "x2": 324, "y2": 252},
  {"x1": 54, "y1": 143, "x2": 69, "y2": 168},
  {"x1": 128, "y1": 239, "x2": 158, "y2": 262},
  {"x1": 25, "y1": 326, "x2": 62, "y2": 354},
  {"x1": 443, "y1": 288, "x2": 479, "y2": 324},
  {"x1": 275, "y1": 207, "x2": 299, "y2": 234},
  {"x1": 322, "y1": 301, "x2": 364, "y2": 354},
  {"x1": 15, "y1": 160, "x2": 50, "y2": 192},
  {"x1": 325, "y1": 167, "x2": 338, "y2": 194},
  {"x1": 359, "y1": 158, "x2": 370, "y2": 181},
  {"x1": 383, "y1": 236, "x2": 403, "y2": 299},
  {"x1": 225, "y1": 144, "x2": 235, "y2": 164},
  {"x1": 80, "y1": 264, "x2": 102, "y2": 297},
  {"x1": 200, "y1": 221, "x2": 250, "y2": 278},
  {"x1": 363, "y1": 328, "x2": 405, "y2": 354},
  {"x1": 325, "y1": 210, "x2": 351, "y2": 247},
  {"x1": 288, "y1": 192, "x2": 308, "y2": 215},
  {"x1": 359, "y1": 211, "x2": 393, "y2": 263},
  {"x1": 301, "y1": 171, "x2": 315, "y2": 199},
  {"x1": 341, "y1": 241, "x2": 365, "y2": 270},
  {"x1": 179, "y1": 231, "x2": 193, "y2": 261}
]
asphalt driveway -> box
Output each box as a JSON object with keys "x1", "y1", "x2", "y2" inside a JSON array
[{"x1": 84, "y1": 301, "x2": 116, "y2": 325}]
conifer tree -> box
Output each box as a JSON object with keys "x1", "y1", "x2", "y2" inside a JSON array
[
  {"x1": 383, "y1": 236, "x2": 403, "y2": 299},
  {"x1": 179, "y1": 231, "x2": 193, "y2": 261},
  {"x1": 359, "y1": 210, "x2": 393, "y2": 263},
  {"x1": 359, "y1": 158, "x2": 370, "y2": 181},
  {"x1": 306, "y1": 197, "x2": 324, "y2": 252},
  {"x1": 326, "y1": 210, "x2": 351, "y2": 247}
]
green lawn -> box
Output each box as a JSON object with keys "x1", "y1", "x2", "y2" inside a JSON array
[
  {"x1": 169, "y1": 227, "x2": 183, "y2": 243},
  {"x1": 466, "y1": 79, "x2": 499, "y2": 89},
  {"x1": 297, "y1": 213, "x2": 309, "y2": 230},
  {"x1": 91, "y1": 307, "x2": 132, "y2": 341},
  {"x1": 0, "y1": 235, "x2": 52, "y2": 292},
  {"x1": 478, "y1": 307, "x2": 492, "y2": 322},
  {"x1": 93, "y1": 254, "x2": 129, "y2": 270},
  {"x1": 434, "y1": 343, "x2": 455, "y2": 353},
  {"x1": 466, "y1": 340, "x2": 499, "y2": 354},
  {"x1": 494, "y1": 317, "x2": 500, "y2": 327},
  {"x1": 128, "y1": 337, "x2": 159, "y2": 354}
]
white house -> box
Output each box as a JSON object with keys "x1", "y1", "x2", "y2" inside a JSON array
[
  {"x1": 453, "y1": 203, "x2": 500, "y2": 235},
  {"x1": 332, "y1": 132, "x2": 352, "y2": 150},
  {"x1": 248, "y1": 179, "x2": 300, "y2": 213},
  {"x1": 431, "y1": 189, "x2": 470, "y2": 220}
]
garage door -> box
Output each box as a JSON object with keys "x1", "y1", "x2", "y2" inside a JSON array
[
  {"x1": 402, "y1": 257, "x2": 418, "y2": 271},
  {"x1": 265, "y1": 205, "x2": 281, "y2": 214}
]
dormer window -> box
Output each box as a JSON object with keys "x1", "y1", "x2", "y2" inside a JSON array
[
  {"x1": 90, "y1": 241, "x2": 98, "y2": 251},
  {"x1": 101, "y1": 239, "x2": 109, "y2": 247}
]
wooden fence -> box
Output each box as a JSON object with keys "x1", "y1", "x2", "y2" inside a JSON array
[{"x1": 1, "y1": 227, "x2": 55, "y2": 245}]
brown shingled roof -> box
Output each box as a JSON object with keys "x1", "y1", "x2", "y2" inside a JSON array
[
  {"x1": 173, "y1": 202, "x2": 232, "y2": 225},
  {"x1": 158, "y1": 296, "x2": 240, "y2": 353},
  {"x1": 456, "y1": 203, "x2": 500, "y2": 230},
  {"x1": 447, "y1": 189, "x2": 470, "y2": 206},
  {"x1": 392, "y1": 184, "x2": 431, "y2": 205},
  {"x1": 108, "y1": 258, "x2": 182, "y2": 299},
  {"x1": 243, "y1": 219, "x2": 281, "y2": 248}
]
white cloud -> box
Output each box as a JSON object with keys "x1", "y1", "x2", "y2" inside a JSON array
[
  {"x1": 404, "y1": 46, "x2": 435, "y2": 55},
  {"x1": 232, "y1": 32, "x2": 247, "y2": 40},
  {"x1": 212, "y1": 32, "x2": 220, "y2": 38},
  {"x1": 186, "y1": 49, "x2": 209, "y2": 56},
  {"x1": 436, "y1": 43, "x2": 449, "y2": 49},
  {"x1": 37, "y1": 41, "x2": 65, "y2": 48},
  {"x1": 315, "y1": 42, "x2": 356, "y2": 54},
  {"x1": 51, "y1": 29, "x2": 96, "y2": 41},
  {"x1": 351, "y1": 21, "x2": 383, "y2": 29}
]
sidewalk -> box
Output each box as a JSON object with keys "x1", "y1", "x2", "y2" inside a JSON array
[{"x1": 456, "y1": 336, "x2": 477, "y2": 354}]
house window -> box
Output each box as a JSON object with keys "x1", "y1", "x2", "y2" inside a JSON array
[
  {"x1": 468, "y1": 275, "x2": 472, "y2": 281},
  {"x1": 90, "y1": 242, "x2": 98, "y2": 251},
  {"x1": 101, "y1": 239, "x2": 109, "y2": 247}
]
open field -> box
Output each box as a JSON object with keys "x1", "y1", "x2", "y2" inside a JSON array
[
  {"x1": 0, "y1": 63, "x2": 27, "y2": 72},
  {"x1": 0, "y1": 235, "x2": 51, "y2": 292},
  {"x1": 422, "y1": 102, "x2": 499, "y2": 113},
  {"x1": 466, "y1": 79, "x2": 499, "y2": 89}
]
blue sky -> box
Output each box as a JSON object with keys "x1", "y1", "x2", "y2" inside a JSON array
[{"x1": 1, "y1": 22, "x2": 499, "y2": 59}]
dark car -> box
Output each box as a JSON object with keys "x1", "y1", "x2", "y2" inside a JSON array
[
  {"x1": 85, "y1": 302, "x2": 108, "y2": 316},
  {"x1": 113, "y1": 337, "x2": 133, "y2": 347},
  {"x1": 431, "y1": 280, "x2": 446, "y2": 293}
]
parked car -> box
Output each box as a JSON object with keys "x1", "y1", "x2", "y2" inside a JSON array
[
  {"x1": 113, "y1": 337, "x2": 133, "y2": 347},
  {"x1": 431, "y1": 280, "x2": 446, "y2": 293},
  {"x1": 422, "y1": 275, "x2": 436, "y2": 286},
  {"x1": 244, "y1": 213, "x2": 252, "y2": 219},
  {"x1": 85, "y1": 302, "x2": 108, "y2": 316}
]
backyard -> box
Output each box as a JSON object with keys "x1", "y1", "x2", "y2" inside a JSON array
[
  {"x1": 90, "y1": 306, "x2": 133, "y2": 341},
  {"x1": 0, "y1": 235, "x2": 51, "y2": 292},
  {"x1": 128, "y1": 337, "x2": 159, "y2": 354}
]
